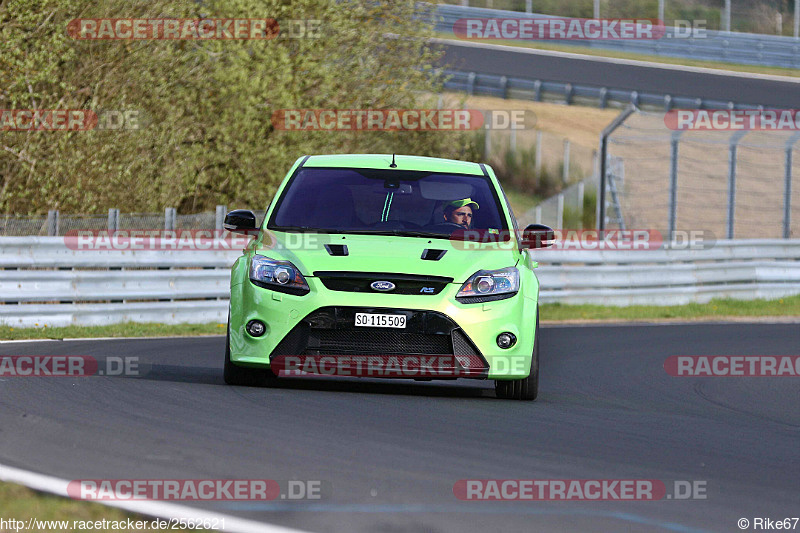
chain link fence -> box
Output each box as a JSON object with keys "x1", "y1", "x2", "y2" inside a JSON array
[
  {"x1": 485, "y1": 128, "x2": 595, "y2": 178},
  {"x1": 601, "y1": 110, "x2": 800, "y2": 239},
  {"x1": 519, "y1": 177, "x2": 597, "y2": 228},
  {"x1": 481, "y1": 127, "x2": 597, "y2": 228}
]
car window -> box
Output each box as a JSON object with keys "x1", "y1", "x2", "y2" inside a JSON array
[{"x1": 269, "y1": 167, "x2": 509, "y2": 237}]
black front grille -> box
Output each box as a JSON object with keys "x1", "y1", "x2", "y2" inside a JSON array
[
  {"x1": 451, "y1": 329, "x2": 479, "y2": 356},
  {"x1": 270, "y1": 307, "x2": 488, "y2": 376},
  {"x1": 314, "y1": 271, "x2": 453, "y2": 295},
  {"x1": 316, "y1": 329, "x2": 452, "y2": 355}
]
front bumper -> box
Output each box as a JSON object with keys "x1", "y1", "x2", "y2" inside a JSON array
[{"x1": 229, "y1": 276, "x2": 538, "y2": 379}]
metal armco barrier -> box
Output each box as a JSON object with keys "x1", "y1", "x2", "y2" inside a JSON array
[
  {"x1": 1, "y1": 238, "x2": 799, "y2": 327},
  {"x1": 441, "y1": 69, "x2": 759, "y2": 111},
  {"x1": 434, "y1": 4, "x2": 800, "y2": 69}
]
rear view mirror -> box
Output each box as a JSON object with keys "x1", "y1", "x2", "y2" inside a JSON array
[
  {"x1": 224, "y1": 210, "x2": 257, "y2": 234},
  {"x1": 520, "y1": 224, "x2": 555, "y2": 249}
]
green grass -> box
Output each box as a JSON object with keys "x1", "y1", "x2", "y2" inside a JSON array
[
  {"x1": 437, "y1": 32, "x2": 800, "y2": 78},
  {"x1": 540, "y1": 294, "x2": 800, "y2": 321},
  {"x1": 1, "y1": 295, "x2": 798, "y2": 341},
  {"x1": 0, "y1": 322, "x2": 226, "y2": 340},
  {"x1": 0, "y1": 480, "x2": 157, "y2": 528}
]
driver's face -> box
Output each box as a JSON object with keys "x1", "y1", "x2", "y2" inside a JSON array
[{"x1": 446, "y1": 206, "x2": 473, "y2": 229}]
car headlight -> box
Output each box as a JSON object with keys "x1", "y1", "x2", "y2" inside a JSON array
[
  {"x1": 456, "y1": 267, "x2": 519, "y2": 302},
  {"x1": 249, "y1": 255, "x2": 310, "y2": 295}
]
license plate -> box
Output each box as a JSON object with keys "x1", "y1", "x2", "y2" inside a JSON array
[{"x1": 354, "y1": 313, "x2": 406, "y2": 329}]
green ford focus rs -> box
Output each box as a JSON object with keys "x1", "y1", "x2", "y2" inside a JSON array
[{"x1": 224, "y1": 154, "x2": 553, "y2": 400}]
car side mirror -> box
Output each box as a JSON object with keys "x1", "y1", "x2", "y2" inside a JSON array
[
  {"x1": 224, "y1": 210, "x2": 257, "y2": 234},
  {"x1": 521, "y1": 224, "x2": 555, "y2": 249}
]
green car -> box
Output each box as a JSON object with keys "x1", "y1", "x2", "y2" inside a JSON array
[{"x1": 223, "y1": 154, "x2": 553, "y2": 400}]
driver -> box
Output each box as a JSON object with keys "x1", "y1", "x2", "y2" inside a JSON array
[{"x1": 443, "y1": 198, "x2": 479, "y2": 229}]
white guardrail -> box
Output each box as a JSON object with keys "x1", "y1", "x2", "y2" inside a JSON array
[{"x1": 1, "y1": 237, "x2": 799, "y2": 327}]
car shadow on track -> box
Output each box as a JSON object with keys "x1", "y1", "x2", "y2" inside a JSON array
[
  {"x1": 121, "y1": 363, "x2": 493, "y2": 399},
  {"x1": 263, "y1": 375, "x2": 491, "y2": 399}
]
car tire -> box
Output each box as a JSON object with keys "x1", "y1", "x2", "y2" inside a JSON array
[
  {"x1": 495, "y1": 308, "x2": 539, "y2": 401},
  {"x1": 223, "y1": 319, "x2": 279, "y2": 387}
]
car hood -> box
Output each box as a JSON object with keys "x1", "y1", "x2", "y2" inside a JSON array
[{"x1": 254, "y1": 232, "x2": 519, "y2": 284}]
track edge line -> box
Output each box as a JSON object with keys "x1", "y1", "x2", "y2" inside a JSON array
[{"x1": 0, "y1": 463, "x2": 314, "y2": 533}]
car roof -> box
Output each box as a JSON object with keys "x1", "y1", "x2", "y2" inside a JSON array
[{"x1": 302, "y1": 154, "x2": 486, "y2": 176}]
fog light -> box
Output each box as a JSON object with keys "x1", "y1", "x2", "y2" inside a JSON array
[
  {"x1": 496, "y1": 332, "x2": 516, "y2": 349},
  {"x1": 246, "y1": 320, "x2": 266, "y2": 337}
]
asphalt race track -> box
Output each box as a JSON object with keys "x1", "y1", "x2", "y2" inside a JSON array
[
  {"x1": 439, "y1": 40, "x2": 800, "y2": 109},
  {"x1": 1, "y1": 323, "x2": 799, "y2": 533}
]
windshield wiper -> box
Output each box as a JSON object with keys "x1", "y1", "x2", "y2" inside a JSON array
[
  {"x1": 270, "y1": 227, "x2": 449, "y2": 238},
  {"x1": 376, "y1": 230, "x2": 449, "y2": 238},
  {"x1": 272, "y1": 225, "x2": 317, "y2": 232}
]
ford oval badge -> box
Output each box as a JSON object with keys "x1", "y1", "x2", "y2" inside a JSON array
[{"x1": 370, "y1": 281, "x2": 396, "y2": 292}]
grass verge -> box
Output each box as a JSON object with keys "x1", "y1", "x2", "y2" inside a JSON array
[
  {"x1": 0, "y1": 322, "x2": 226, "y2": 340},
  {"x1": 1, "y1": 295, "x2": 798, "y2": 340},
  {"x1": 0, "y1": 480, "x2": 158, "y2": 529},
  {"x1": 541, "y1": 294, "x2": 800, "y2": 322}
]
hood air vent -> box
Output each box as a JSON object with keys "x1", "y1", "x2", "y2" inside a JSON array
[
  {"x1": 324, "y1": 244, "x2": 349, "y2": 256},
  {"x1": 421, "y1": 249, "x2": 447, "y2": 261}
]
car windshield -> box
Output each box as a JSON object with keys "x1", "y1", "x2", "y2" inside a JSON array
[{"x1": 268, "y1": 167, "x2": 510, "y2": 238}]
